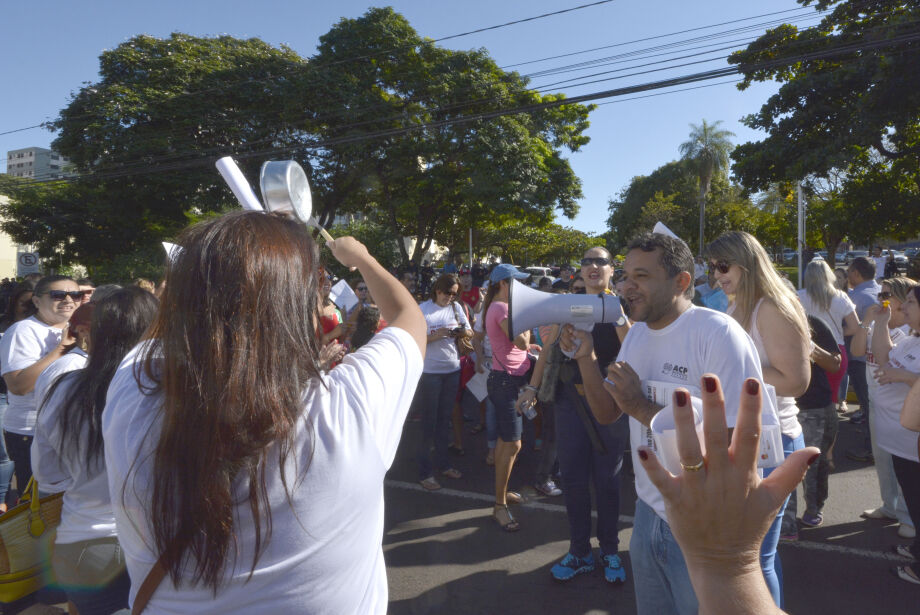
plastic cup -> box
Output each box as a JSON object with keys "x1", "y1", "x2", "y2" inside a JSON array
[{"x1": 650, "y1": 397, "x2": 706, "y2": 476}]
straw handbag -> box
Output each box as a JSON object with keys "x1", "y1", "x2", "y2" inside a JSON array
[{"x1": 0, "y1": 478, "x2": 63, "y2": 603}]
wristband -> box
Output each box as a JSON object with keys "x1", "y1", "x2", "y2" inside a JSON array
[{"x1": 524, "y1": 385, "x2": 538, "y2": 393}]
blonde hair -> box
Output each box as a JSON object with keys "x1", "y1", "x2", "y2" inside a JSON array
[
  {"x1": 883, "y1": 276, "x2": 918, "y2": 303},
  {"x1": 705, "y1": 231, "x2": 809, "y2": 344},
  {"x1": 803, "y1": 259, "x2": 838, "y2": 312}
]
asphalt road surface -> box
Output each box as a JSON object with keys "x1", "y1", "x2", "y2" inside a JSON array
[{"x1": 384, "y1": 400, "x2": 919, "y2": 615}]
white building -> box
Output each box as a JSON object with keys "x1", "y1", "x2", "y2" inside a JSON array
[{"x1": 5, "y1": 146, "x2": 74, "y2": 180}]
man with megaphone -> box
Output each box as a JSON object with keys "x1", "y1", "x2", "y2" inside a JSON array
[{"x1": 513, "y1": 247, "x2": 632, "y2": 585}]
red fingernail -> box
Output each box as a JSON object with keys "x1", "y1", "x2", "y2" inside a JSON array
[
  {"x1": 746, "y1": 379, "x2": 760, "y2": 395},
  {"x1": 807, "y1": 453, "x2": 820, "y2": 466},
  {"x1": 704, "y1": 376, "x2": 717, "y2": 393},
  {"x1": 638, "y1": 449, "x2": 648, "y2": 461},
  {"x1": 675, "y1": 390, "x2": 688, "y2": 406}
]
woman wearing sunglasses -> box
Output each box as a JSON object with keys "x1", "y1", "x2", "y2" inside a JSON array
[
  {"x1": 866, "y1": 285, "x2": 920, "y2": 585},
  {"x1": 32, "y1": 288, "x2": 158, "y2": 614},
  {"x1": 414, "y1": 273, "x2": 470, "y2": 491},
  {"x1": 0, "y1": 275, "x2": 81, "y2": 495},
  {"x1": 852, "y1": 277, "x2": 919, "y2": 540},
  {"x1": 705, "y1": 231, "x2": 810, "y2": 608}
]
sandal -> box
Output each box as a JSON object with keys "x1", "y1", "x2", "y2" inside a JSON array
[
  {"x1": 894, "y1": 565, "x2": 920, "y2": 585},
  {"x1": 493, "y1": 505, "x2": 520, "y2": 532},
  {"x1": 419, "y1": 477, "x2": 441, "y2": 491},
  {"x1": 506, "y1": 491, "x2": 523, "y2": 505},
  {"x1": 441, "y1": 468, "x2": 462, "y2": 480},
  {"x1": 448, "y1": 444, "x2": 466, "y2": 456}
]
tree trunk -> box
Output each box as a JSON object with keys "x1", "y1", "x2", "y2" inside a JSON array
[{"x1": 697, "y1": 175, "x2": 711, "y2": 255}]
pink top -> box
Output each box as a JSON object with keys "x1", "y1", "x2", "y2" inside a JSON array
[{"x1": 485, "y1": 301, "x2": 529, "y2": 377}]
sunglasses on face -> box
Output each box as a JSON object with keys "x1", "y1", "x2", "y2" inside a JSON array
[
  {"x1": 708, "y1": 261, "x2": 731, "y2": 275},
  {"x1": 580, "y1": 257, "x2": 610, "y2": 267},
  {"x1": 878, "y1": 291, "x2": 892, "y2": 301},
  {"x1": 356, "y1": 286, "x2": 368, "y2": 291},
  {"x1": 44, "y1": 290, "x2": 83, "y2": 301},
  {"x1": 440, "y1": 290, "x2": 458, "y2": 297},
  {"x1": 573, "y1": 287, "x2": 587, "y2": 294}
]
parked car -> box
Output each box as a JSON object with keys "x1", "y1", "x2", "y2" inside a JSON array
[
  {"x1": 882, "y1": 249, "x2": 908, "y2": 274},
  {"x1": 844, "y1": 250, "x2": 869, "y2": 264},
  {"x1": 524, "y1": 266, "x2": 553, "y2": 278},
  {"x1": 909, "y1": 252, "x2": 920, "y2": 280},
  {"x1": 904, "y1": 247, "x2": 919, "y2": 259}
]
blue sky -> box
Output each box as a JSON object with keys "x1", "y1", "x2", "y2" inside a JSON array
[{"x1": 0, "y1": 0, "x2": 813, "y2": 235}]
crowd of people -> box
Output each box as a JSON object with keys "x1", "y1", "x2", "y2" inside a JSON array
[{"x1": 0, "y1": 211, "x2": 917, "y2": 614}]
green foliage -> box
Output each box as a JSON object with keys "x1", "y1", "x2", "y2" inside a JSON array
[
  {"x1": 477, "y1": 221, "x2": 598, "y2": 265},
  {"x1": 323, "y1": 218, "x2": 403, "y2": 278}
]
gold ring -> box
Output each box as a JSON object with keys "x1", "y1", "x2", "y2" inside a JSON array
[{"x1": 680, "y1": 459, "x2": 704, "y2": 472}]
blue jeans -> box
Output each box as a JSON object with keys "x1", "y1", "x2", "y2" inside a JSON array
[
  {"x1": 0, "y1": 403, "x2": 14, "y2": 505},
  {"x1": 630, "y1": 499, "x2": 698, "y2": 615},
  {"x1": 416, "y1": 370, "x2": 460, "y2": 480},
  {"x1": 487, "y1": 371, "x2": 524, "y2": 443},
  {"x1": 847, "y1": 354, "x2": 871, "y2": 448},
  {"x1": 760, "y1": 431, "x2": 804, "y2": 609},
  {"x1": 555, "y1": 385, "x2": 624, "y2": 557}
]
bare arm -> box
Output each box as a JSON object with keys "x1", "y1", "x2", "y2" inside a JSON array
[
  {"x1": 869, "y1": 305, "x2": 894, "y2": 367},
  {"x1": 903, "y1": 377, "x2": 920, "y2": 432},
  {"x1": 841, "y1": 310, "x2": 860, "y2": 337},
  {"x1": 4, "y1": 335, "x2": 73, "y2": 396},
  {"x1": 498, "y1": 317, "x2": 530, "y2": 350},
  {"x1": 756, "y1": 301, "x2": 810, "y2": 397},
  {"x1": 560, "y1": 326, "x2": 628, "y2": 425},
  {"x1": 328, "y1": 238, "x2": 426, "y2": 356},
  {"x1": 811, "y1": 344, "x2": 841, "y2": 374}
]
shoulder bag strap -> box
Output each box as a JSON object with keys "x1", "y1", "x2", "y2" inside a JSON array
[{"x1": 132, "y1": 555, "x2": 168, "y2": 615}]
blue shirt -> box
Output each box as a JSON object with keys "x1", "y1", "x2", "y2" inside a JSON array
[{"x1": 848, "y1": 279, "x2": 880, "y2": 363}]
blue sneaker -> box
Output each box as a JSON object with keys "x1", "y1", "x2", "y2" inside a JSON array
[
  {"x1": 600, "y1": 552, "x2": 627, "y2": 584},
  {"x1": 551, "y1": 552, "x2": 595, "y2": 581}
]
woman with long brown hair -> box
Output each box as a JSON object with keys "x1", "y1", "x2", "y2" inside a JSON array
[
  {"x1": 705, "y1": 231, "x2": 810, "y2": 608},
  {"x1": 103, "y1": 211, "x2": 425, "y2": 613}
]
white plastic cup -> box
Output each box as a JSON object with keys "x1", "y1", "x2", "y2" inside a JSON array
[{"x1": 650, "y1": 396, "x2": 706, "y2": 476}]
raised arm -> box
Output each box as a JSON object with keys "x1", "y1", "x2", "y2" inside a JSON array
[{"x1": 328, "y1": 238, "x2": 426, "y2": 356}]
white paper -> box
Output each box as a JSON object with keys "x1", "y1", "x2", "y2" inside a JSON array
[
  {"x1": 162, "y1": 242, "x2": 182, "y2": 264},
  {"x1": 329, "y1": 280, "x2": 358, "y2": 313},
  {"x1": 465, "y1": 370, "x2": 489, "y2": 402},
  {"x1": 215, "y1": 157, "x2": 264, "y2": 212},
  {"x1": 652, "y1": 221, "x2": 680, "y2": 241}
]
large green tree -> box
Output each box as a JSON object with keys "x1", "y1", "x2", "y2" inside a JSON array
[
  {"x1": 678, "y1": 119, "x2": 735, "y2": 255},
  {"x1": 308, "y1": 8, "x2": 593, "y2": 265}
]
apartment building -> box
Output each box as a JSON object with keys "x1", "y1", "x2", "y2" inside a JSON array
[{"x1": 5, "y1": 146, "x2": 74, "y2": 180}]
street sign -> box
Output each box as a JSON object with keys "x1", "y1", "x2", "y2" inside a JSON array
[{"x1": 17, "y1": 252, "x2": 40, "y2": 276}]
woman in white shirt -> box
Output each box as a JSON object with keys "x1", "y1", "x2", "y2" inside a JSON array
[
  {"x1": 851, "y1": 277, "x2": 917, "y2": 534},
  {"x1": 32, "y1": 287, "x2": 158, "y2": 614},
  {"x1": 0, "y1": 275, "x2": 80, "y2": 496},
  {"x1": 706, "y1": 231, "x2": 810, "y2": 608},
  {"x1": 103, "y1": 212, "x2": 425, "y2": 614},
  {"x1": 415, "y1": 273, "x2": 471, "y2": 490},
  {"x1": 868, "y1": 285, "x2": 920, "y2": 585}
]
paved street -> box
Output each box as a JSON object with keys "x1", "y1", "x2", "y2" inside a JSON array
[{"x1": 384, "y1": 401, "x2": 919, "y2": 615}]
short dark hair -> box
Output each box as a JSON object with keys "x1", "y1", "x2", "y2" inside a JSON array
[
  {"x1": 76, "y1": 277, "x2": 94, "y2": 287},
  {"x1": 34, "y1": 274, "x2": 76, "y2": 297},
  {"x1": 848, "y1": 256, "x2": 875, "y2": 281},
  {"x1": 627, "y1": 232, "x2": 694, "y2": 298}
]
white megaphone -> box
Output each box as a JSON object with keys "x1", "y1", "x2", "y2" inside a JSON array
[{"x1": 507, "y1": 279, "x2": 627, "y2": 353}]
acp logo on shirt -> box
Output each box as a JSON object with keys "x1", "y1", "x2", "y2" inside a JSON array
[{"x1": 661, "y1": 362, "x2": 689, "y2": 381}]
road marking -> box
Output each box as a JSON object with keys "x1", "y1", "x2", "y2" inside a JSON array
[{"x1": 386, "y1": 479, "x2": 907, "y2": 563}]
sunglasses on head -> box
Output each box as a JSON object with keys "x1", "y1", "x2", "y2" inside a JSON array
[
  {"x1": 581, "y1": 257, "x2": 610, "y2": 267},
  {"x1": 878, "y1": 291, "x2": 892, "y2": 301},
  {"x1": 709, "y1": 261, "x2": 731, "y2": 275},
  {"x1": 44, "y1": 290, "x2": 83, "y2": 301}
]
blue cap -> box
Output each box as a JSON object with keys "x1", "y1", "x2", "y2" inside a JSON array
[{"x1": 489, "y1": 264, "x2": 529, "y2": 285}]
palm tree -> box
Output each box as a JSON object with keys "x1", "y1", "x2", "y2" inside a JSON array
[{"x1": 678, "y1": 120, "x2": 735, "y2": 253}]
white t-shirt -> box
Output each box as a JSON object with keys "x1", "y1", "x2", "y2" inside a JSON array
[
  {"x1": 796, "y1": 289, "x2": 856, "y2": 346},
  {"x1": 874, "y1": 256, "x2": 887, "y2": 280},
  {"x1": 418, "y1": 300, "x2": 470, "y2": 374},
  {"x1": 865, "y1": 325, "x2": 911, "y2": 398},
  {"x1": 617, "y1": 306, "x2": 773, "y2": 522},
  {"x1": 34, "y1": 348, "x2": 88, "y2": 412},
  {"x1": 32, "y1": 370, "x2": 117, "y2": 544},
  {"x1": 0, "y1": 316, "x2": 65, "y2": 435},
  {"x1": 872, "y1": 334, "x2": 920, "y2": 462},
  {"x1": 103, "y1": 327, "x2": 422, "y2": 614}
]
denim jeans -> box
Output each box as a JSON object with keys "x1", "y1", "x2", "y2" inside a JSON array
[
  {"x1": 554, "y1": 384, "x2": 624, "y2": 557},
  {"x1": 870, "y1": 412, "x2": 913, "y2": 526},
  {"x1": 761, "y1": 432, "x2": 804, "y2": 609},
  {"x1": 847, "y1": 354, "x2": 871, "y2": 448},
  {"x1": 484, "y1": 397, "x2": 497, "y2": 450},
  {"x1": 534, "y1": 400, "x2": 558, "y2": 483},
  {"x1": 487, "y1": 370, "x2": 524, "y2": 443},
  {"x1": 4, "y1": 431, "x2": 32, "y2": 496},
  {"x1": 0, "y1": 404, "x2": 14, "y2": 505},
  {"x1": 783, "y1": 406, "x2": 838, "y2": 532},
  {"x1": 630, "y1": 498, "x2": 698, "y2": 615},
  {"x1": 416, "y1": 370, "x2": 460, "y2": 480}
]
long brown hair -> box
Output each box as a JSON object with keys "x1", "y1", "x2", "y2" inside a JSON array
[{"x1": 139, "y1": 211, "x2": 323, "y2": 588}]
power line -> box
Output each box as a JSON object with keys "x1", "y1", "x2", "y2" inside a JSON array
[
  {"x1": 10, "y1": 29, "x2": 919, "y2": 190},
  {"x1": 434, "y1": 0, "x2": 616, "y2": 42}
]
